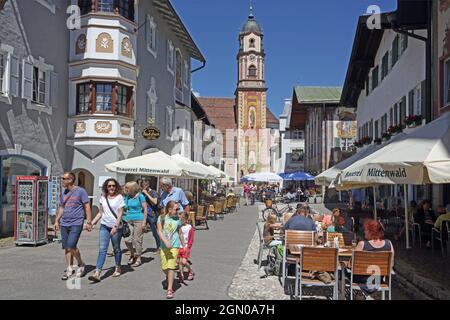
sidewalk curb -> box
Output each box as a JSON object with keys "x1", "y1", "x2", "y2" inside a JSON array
[{"x1": 394, "y1": 260, "x2": 450, "y2": 300}]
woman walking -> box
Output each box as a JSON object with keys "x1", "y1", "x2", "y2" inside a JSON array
[
  {"x1": 88, "y1": 179, "x2": 124, "y2": 282},
  {"x1": 157, "y1": 201, "x2": 184, "y2": 299},
  {"x1": 124, "y1": 182, "x2": 147, "y2": 267}
]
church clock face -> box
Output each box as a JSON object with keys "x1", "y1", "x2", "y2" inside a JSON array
[{"x1": 249, "y1": 54, "x2": 256, "y2": 62}]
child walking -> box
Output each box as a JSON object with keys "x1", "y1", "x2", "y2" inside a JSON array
[
  {"x1": 178, "y1": 212, "x2": 195, "y2": 283},
  {"x1": 157, "y1": 201, "x2": 184, "y2": 299}
]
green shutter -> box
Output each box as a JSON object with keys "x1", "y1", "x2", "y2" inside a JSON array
[
  {"x1": 401, "y1": 96, "x2": 407, "y2": 125},
  {"x1": 421, "y1": 80, "x2": 426, "y2": 119},
  {"x1": 408, "y1": 90, "x2": 414, "y2": 116}
]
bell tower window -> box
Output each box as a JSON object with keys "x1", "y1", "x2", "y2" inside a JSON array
[
  {"x1": 249, "y1": 38, "x2": 255, "y2": 48},
  {"x1": 248, "y1": 65, "x2": 257, "y2": 77}
]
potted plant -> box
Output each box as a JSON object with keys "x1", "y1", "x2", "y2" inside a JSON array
[
  {"x1": 374, "y1": 138, "x2": 382, "y2": 145},
  {"x1": 405, "y1": 115, "x2": 423, "y2": 128},
  {"x1": 388, "y1": 125, "x2": 403, "y2": 136},
  {"x1": 382, "y1": 132, "x2": 391, "y2": 141}
]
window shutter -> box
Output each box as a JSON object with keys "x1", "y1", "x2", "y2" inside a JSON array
[
  {"x1": 145, "y1": 16, "x2": 150, "y2": 47},
  {"x1": 401, "y1": 96, "x2": 407, "y2": 125},
  {"x1": 45, "y1": 71, "x2": 50, "y2": 106},
  {"x1": 408, "y1": 89, "x2": 414, "y2": 116},
  {"x1": 50, "y1": 71, "x2": 58, "y2": 108},
  {"x1": 9, "y1": 54, "x2": 20, "y2": 97},
  {"x1": 421, "y1": 80, "x2": 426, "y2": 119},
  {"x1": 22, "y1": 59, "x2": 33, "y2": 100}
]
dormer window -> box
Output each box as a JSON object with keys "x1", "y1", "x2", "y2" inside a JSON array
[
  {"x1": 249, "y1": 38, "x2": 255, "y2": 48},
  {"x1": 248, "y1": 65, "x2": 257, "y2": 77}
]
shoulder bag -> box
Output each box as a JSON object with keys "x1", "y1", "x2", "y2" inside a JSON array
[{"x1": 107, "y1": 196, "x2": 130, "y2": 238}]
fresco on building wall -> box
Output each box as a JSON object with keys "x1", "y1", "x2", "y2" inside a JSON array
[
  {"x1": 336, "y1": 121, "x2": 357, "y2": 138},
  {"x1": 0, "y1": 104, "x2": 64, "y2": 175}
]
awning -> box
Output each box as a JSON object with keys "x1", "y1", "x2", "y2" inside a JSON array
[
  {"x1": 338, "y1": 112, "x2": 450, "y2": 188},
  {"x1": 207, "y1": 165, "x2": 227, "y2": 179},
  {"x1": 283, "y1": 171, "x2": 315, "y2": 181},
  {"x1": 105, "y1": 151, "x2": 185, "y2": 177}
]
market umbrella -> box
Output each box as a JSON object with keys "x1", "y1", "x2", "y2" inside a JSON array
[
  {"x1": 285, "y1": 171, "x2": 315, "y2": 181},
  {"x1": 171, "y1": 154, "x2": 211, "y2": 179},
  {"x1": 242, "y1": 172, "x2": 283, "y2": 183},
  {"x1": 105, "y1": 151, "x2": 185, "y2": 177},
  {"x1": 337, "y1": 112, "x2": 450, "y2": 249}
]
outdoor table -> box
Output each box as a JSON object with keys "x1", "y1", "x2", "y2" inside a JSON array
[{"x1": 287, "y1": 245, "x2": 353, "y2": 300}]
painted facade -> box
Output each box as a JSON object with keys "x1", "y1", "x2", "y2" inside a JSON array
[{"x1": 0, "y1": 0, "x2": 204, "y2": 237}]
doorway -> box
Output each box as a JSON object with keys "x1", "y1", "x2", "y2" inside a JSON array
[{"x1": 0, "y1": 155, "x2": 45, "y2": 238}]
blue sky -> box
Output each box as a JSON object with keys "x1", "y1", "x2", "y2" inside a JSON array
[{"x1": 172, "y1": 0, "x2": 398, "y2": 117}]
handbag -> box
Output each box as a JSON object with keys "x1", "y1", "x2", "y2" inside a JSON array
[{"x1": 105, "y1": 196, "x2": 130, "y2": 238}]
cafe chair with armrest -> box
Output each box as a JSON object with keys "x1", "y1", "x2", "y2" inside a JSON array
[
  {"x1": 297, "y1": 247, "x2": 339, "y2": 300},
  {"x1": 282, "y1": 230, "x2": 316, "y2": 287},
  {"x1": 346, "y1": 251, "x2": 393, "y2": 300},
  {"x1": 432, "y1": 221, "x2": 449, "y2": 257}
]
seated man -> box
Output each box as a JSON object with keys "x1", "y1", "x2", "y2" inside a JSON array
[
  {"x1": 434, "y1": 204, "x2": 450, "y2": 231},
  {"x1": 283, "y1": 206, "x2": 316, "y2": 232}
]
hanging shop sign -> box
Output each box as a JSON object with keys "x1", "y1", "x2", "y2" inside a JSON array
[{"x1": 142, "y1": 127, "x2": 161, "y2": 141}]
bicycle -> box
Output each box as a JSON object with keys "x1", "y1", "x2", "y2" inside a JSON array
[{"x1": 261, "y1": 202, "x2": 295, "y2": 222}]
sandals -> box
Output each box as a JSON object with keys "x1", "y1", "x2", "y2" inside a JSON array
[
  {"x1": 127, "y1": 257, "x2": 136, "y2": 265},
  {"x1": 76, "y1": 264, "x2": 86, "y2": 278},
  {"x1": 132, "y1": 259, "x2": 142, "y2": 268},
  {"x1": 112, "y1": 268, "x2": 121, "y2": 278},
  {"x1": 166, "y1": 289, "x2": 174, "y2": 299},
  {"x1": 61, "y1": 267, "x2": 74, "y2": 281},
  {"x1": 187, "y1": 271, "x2": 194, "y2": 281},
  {"x1": 88, "y1": 272, "x2": 101, "y2": 283}
]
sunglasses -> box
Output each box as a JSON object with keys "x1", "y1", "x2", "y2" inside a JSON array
[
  {"x1": 61, "y1": 177, "x2": 71, "y2": 181},
  {"x1": 107, "y1": 185, "x2": 117, "y2": 188}
]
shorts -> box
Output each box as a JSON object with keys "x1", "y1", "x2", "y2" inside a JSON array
[
  {"x1": 178, "y1": 248, "x2": 191, "y2": 259},
  {"x1": 160, "y1": 248, "x2": 179, "y2": 271},
  {"x1": 60, "y1": 225, "x2": 83, "y2": 250}
]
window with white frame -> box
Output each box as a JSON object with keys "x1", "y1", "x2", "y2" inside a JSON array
[
  {"x1": 32, "y1": 66, "x2": 46, "y2": 105},
  {"x1": 165, "y1": 106, "x2": 174, "y2": 138},
  {"x1": 445, "y1": 59, "x2": 450, "y2": 106},
  {"x1": 291, "y1": 130, "x2": 303, "y2": 140},
  {"x1": 22, "y1": 58, "x2": 57, "y2": 109},
  {"x1": 0, "y1": 46, "x2": 19, "y2": 102},
  {"x1": 146, "y1": 15, "x2": 157, "y2": 57},
  {"x1": 167, "y1": 40, "x2": 174, "y2": 73}
]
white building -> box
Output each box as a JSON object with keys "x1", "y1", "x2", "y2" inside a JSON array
[
  {"x1": 341, "y1": 14, "x2": 427, "y2": 207},
  {"x1": 279, "y1": 99, "x2": 305, "y2": 174}
]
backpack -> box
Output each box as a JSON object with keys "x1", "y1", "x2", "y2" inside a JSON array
[{"x1": 265, "y1": 244, "x2": 284, "y2": 277}]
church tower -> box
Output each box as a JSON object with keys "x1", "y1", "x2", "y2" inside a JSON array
[{"x1": 236, "y1": 6, "x2": 268, "y2": 175}]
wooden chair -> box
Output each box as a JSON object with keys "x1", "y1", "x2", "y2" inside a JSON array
[
  {"x1": 297, "y1": 247, "x2": 339, "y2": 300},
  {"x1": 225, "y1": 196, "x2": 234, "y2": 214},
  {"x1": 207, "y1": 203, "x2": 217, "y2": 220},
  {"x1": 195, "y1": 205, "x2": 209, "y2": 230},
  {"x1": 347, "y1": 251, "x2": 393, "y2": 300},
  {"x1": 432, "y1": 221, "x2": 449, "y2": 257},
  {"x1": 282, "y1": 230, "x2": 316, "y2": 287},
  {"x1": 326, "y1": 232, "x2": 345, "y2": 248}
]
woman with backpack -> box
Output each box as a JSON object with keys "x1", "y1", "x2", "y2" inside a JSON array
[
  {"x1": 88, "y1": 179, "x2": 124, "y2": 282},
  {"x1": 123, "y1": 181, "x2": 147, "y2": 267}
]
